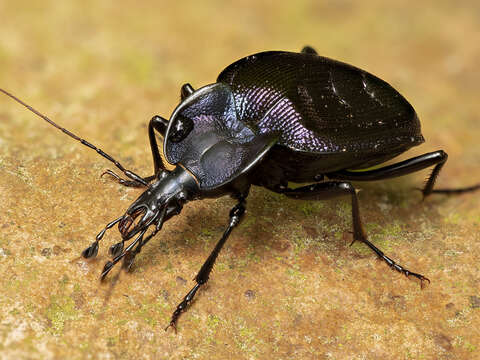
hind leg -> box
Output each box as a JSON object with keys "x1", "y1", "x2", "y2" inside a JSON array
[
  {"x1": 273, "y1": 181, "x2": 430, "y2": 286},
  {"x1": 329, "y1": 150, "x2": 480, "y2": 198}
]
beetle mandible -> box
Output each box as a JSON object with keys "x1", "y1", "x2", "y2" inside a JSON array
[{"x1": 2, "y1": 46, "x2": 479, "y2": 332}]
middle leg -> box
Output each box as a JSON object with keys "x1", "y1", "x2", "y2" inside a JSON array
[{"x1": 165, "y1": 196, "x2": 247, "y2": 332}]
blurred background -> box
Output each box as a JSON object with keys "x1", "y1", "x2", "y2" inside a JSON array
[{"x1": 0, "y1": 1, "x2": 479, "y2": 359}]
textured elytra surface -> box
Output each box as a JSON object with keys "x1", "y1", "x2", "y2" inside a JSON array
[
  {"x1": 218, "y1": 51, "x2": 424, "y2": 158},
  {"x1": 1, "y1": 1, "x2": 480, "y2": 359}
]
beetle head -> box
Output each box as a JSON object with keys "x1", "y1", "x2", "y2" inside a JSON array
[
  {"x1": 82, "y1": 84, "x2": 279, "y2": 278},
  {"x1": 118, "y1": 166, "x2": 198, "y2": 240},
  {"x1": 82, "y1": 166, "x2": 198, "y2": 279}
]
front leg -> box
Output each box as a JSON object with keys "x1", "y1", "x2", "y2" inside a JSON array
[
  {"x1": 101, "y1": 170, "x2": 156, "y2": 188},
  {"x1": 165, "y1": 197, "x2": 246, "y2": 332},
  {"x1": 102, "y1": 114, "x2": 171, "y2": 187}
]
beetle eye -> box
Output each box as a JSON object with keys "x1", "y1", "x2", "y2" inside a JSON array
[{"x1": 169, "y1": 115, "x2": 194, "y2": 143}]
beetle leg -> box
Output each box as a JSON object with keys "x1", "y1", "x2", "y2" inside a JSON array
[
  {"x1": 101, "y1": 169, "x2": 156, "y2": 187},
  {"x1": 148, "y1": 114, "x2": 171, "y2": 175},
  {"x1": 165, "y1": 198, "x2": 246, "y2": 333},
  {"x1": 102, "y1": 114, "x2": 171, "y2": 187},
  {"x1": 102, "y1": 112, "x2": 180, "y2": 187},
  {"x1": 278, "y1": 181, "x2": 430, "y2": 286},
  {"x1": 301, "y1": 46, "x2": 318, "y2": 55},
  {"x1": 329, "y1": 150, "x2": 480, "y2": 198},
  {"x1": 180, "y1": 83, "x2": 195, "y2": 100}
]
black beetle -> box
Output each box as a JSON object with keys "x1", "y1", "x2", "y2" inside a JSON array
[{"x1": 2, "y1": 46, "x2": 479, "y2": 332}]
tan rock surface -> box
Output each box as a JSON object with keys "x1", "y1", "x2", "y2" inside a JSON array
[{"x1": 1, "y1": 1, "x2": 479, "y2": 359}]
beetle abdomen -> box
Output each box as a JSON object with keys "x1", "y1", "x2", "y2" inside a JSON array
[{"x1": 218, "y1": 51, "x2": 424, "y2": 157}]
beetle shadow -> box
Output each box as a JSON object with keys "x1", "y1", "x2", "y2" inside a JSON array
[{"x1": 129, "y1": 175, "x2": 450, "y2": 277}]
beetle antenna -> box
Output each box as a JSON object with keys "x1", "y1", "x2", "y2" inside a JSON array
[{"x1": 0, "y1": 88, "x2": 148, "y2": 186}]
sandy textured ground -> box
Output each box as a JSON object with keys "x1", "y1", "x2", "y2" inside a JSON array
[{"x1": 0, "y1": 1, "x2": 479, "y2": 359}]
